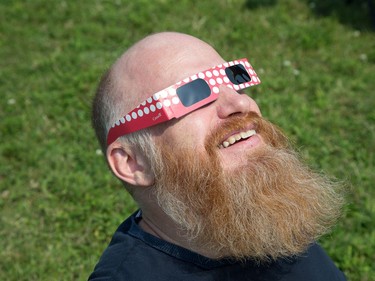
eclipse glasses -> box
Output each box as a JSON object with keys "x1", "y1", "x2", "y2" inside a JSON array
[{"x1": 107, "y1": 58, "x2": 261, "y2": 145}]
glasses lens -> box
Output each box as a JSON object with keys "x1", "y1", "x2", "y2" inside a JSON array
[
  {"x1": 176, "y1": 78, "x2": 211, "y2": 107},
  {"x1": 225, "y1": 64, "x2": 251, "y2": 85}
]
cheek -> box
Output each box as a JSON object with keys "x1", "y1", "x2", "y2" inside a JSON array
[{"x1": 157, "y1": 118, "x2": 209, "y2": 150}]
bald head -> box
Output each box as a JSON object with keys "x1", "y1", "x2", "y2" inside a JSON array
[
  {"x1": 113, "y1": 32, "x2": 224, "y2": 109},
  {"x1": 92, "y1": 32, "x2": 225, "y2": 151}
]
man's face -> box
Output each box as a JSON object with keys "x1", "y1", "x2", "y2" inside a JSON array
[
  {"x1": 139, "y1": 53, "x2": 343, "y2": 261},
  {"x1": 151, "y1": 81, "x2": 263, "y2": 171}
]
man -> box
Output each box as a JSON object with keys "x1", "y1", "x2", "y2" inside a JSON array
[{"x1": 89, "y1": 32, "x2": 346, "y2": 280}]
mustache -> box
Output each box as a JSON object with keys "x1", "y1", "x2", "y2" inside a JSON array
[{"x1": 204, "y1": 112, "x2": 289, "y2": 154}]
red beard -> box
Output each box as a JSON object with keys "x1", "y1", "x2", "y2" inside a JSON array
[{"x1": 151, "y1": 112, "x2": 344, "y2": 261}]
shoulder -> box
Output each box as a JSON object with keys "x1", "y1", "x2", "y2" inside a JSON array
[
  {"x1": 87, "y1": 212, "x2": 188, "y2": 281},
  {"x1": 279, "y1": 243, "x2": 347, "y2": 281},
  {"x1": 87, "y1": 213, "x2": 144, "y2": 281}
]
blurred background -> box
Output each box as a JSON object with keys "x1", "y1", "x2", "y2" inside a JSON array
[{"x1": 0, "y1": 0, "x2": 374, "y2": 280}]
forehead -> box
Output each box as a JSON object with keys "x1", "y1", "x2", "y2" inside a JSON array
[{"x1": 146, "y1": 52, "x2": 225, "y2": 97}]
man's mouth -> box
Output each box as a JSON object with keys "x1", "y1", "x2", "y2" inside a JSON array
[{"x1": 219, "y1": 129, "x2": 257, "y2": 149}]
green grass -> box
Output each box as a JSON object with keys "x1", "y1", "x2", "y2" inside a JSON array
[{"x1": 0, "y1": 0, "x2": 374, "y2": 280}]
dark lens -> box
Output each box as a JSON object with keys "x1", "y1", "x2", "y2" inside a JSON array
[
  {"x1": 176, "y1": 78, "x2": 211, "y2": 107},
  {"x1": 225, "y1": 64, "x2": 251, "y2": 85}
]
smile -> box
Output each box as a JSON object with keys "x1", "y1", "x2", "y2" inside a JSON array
[{"x1": 219, "y1": 129, "x2": 257, "y2": 149}]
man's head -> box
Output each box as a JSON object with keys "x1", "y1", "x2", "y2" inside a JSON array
[
  {"x1": 93, "y1": 32, "x2": 263, "y2": 186},
  {"x1": 92, "y1": 32, "x2": 344, "y2": 262}
]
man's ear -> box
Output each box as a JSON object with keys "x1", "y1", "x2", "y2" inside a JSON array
[{"x1": 106, "y1": 142, "x2": 154, "y2": 187}]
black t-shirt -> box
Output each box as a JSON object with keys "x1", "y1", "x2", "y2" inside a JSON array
[{"x1": 88, "y1": 211, "x2": 346, "y2": 281}]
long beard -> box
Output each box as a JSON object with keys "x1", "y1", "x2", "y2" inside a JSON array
[{"x1": 151, "y1": 113, "x2": 344, "y2": 262}]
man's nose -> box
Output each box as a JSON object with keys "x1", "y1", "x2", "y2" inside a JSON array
[{"x1": 215, "y1": 86, "x2": 261, "y2": 119}]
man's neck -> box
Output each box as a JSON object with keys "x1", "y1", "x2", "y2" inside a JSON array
[{"x1": 138, "y1": 206, "x2": 220, "y2": 259}]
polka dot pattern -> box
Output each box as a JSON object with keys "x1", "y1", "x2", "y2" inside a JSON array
[{"x1": 107, "y1": 58, "x2": 261, "y2": 145}]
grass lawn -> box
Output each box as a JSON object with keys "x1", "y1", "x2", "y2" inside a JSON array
[{"x1": 0, "y1": 0, "x2": 374, "y2": 280}]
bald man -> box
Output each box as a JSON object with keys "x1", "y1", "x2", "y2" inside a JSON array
[{"x1": 89, "y1": 32, "x2": 346, "y2": 281}]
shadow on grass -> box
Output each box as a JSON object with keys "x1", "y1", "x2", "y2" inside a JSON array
[{"x1": 244, "y1": 0, "x2": 375, "y2": 31}]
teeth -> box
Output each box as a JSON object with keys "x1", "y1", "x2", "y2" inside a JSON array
[
  {"x1": 220, "y1": 129, "x2": 256, "y2": 149},
  {"x1": 228, "y1": 136, "x2": 236, "y2": 144},
  {"x1": 240, "y1": 132, "x2": 248, "y2": 139}
]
